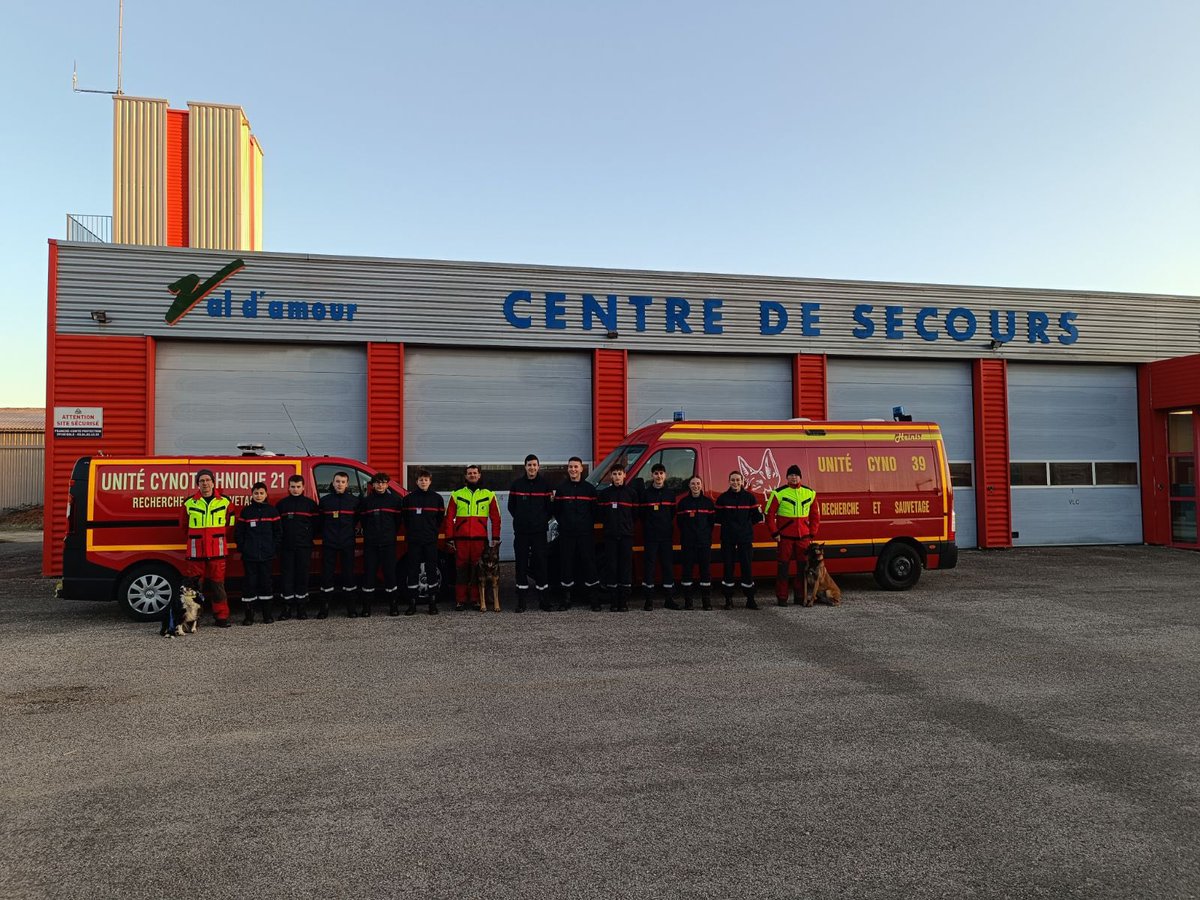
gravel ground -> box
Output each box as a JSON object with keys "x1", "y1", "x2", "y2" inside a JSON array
[{"x1": 1, "y1": 542, "x2": 1198, "y2": 900}]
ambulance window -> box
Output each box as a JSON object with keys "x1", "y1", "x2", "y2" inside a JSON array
[
  {"x1": 949, "y1": 463, "x2": 973, "y2": 487},
  {"x1": 313, "y1": 464, "x2": 367, "y2": 499},
  {"x1": 589, "y1": 444, "x2": 647, "y2": 487},
  {"x1": 637, "y1": 448, "x2": 697, "y2": 492}
]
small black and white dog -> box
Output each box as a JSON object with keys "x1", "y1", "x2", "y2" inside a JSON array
[{"x1": 160, "y1": 586, "x2": 202, "y2": 637}]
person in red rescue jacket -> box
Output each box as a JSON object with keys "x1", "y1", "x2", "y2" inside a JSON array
[
  {"x1": 181, "y1": 468, "x2": 234, "y2": 627},
  {"x1": 764, "y1": 464, "x2": 821, "y2": 606},
  {"x1": 447, "y1": 465, "x2": 501, "y2": 611}
]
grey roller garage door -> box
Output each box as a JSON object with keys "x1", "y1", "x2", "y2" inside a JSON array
[
  {"x1": 405, "y1": 349, "x2": 592, "y2": 561},
  {"x1": 627, "y1": 353, "x2": 792, "y2": 430},
  {"x1": 828, "y1": 358, "x2": 977, "y2": 548},
  {"x1": 1008, "y1": 363, "x2": 1141, "y2": 545},
  {"x1": 155, "y1": 341, "x2": 367, "y2": 458}
]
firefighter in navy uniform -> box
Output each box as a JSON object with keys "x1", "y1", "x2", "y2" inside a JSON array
[
  {"x1": 358, "y1": 472, "x2": 404, "y2": 617},
  {"x1": 448, "y1": 465, "x2": 501, "y2": 611},
  {"x1": 276, "y1": 473, "x2": 319, "y2": 620},
  {"x1": 639, "y1": 463, "x2": 679, "y2": 611},
  {"x1": 716, "y1": 471, "x2": 764, "y2": 609},
  {"x1": 765, "y1": 464, "x2": 821, "y2": 606},
  {"x1": 318, "y1": 471, "x2": 359, "y2": 619},
  {"x1": 597, "y1": 465, "x2": 639, "y2": 612},
  {"x1": 508, "y1": 454, "x2": 554, "y2": 612},
  {"x1": 552, "y1": 456, "x2": 598, "y2": 611},
  {"x1": 401, "y1": 468, "x2": 445, "y2": 616},
  {"x1": 234, "y1": 481, "x2": 282, "y2": 625},
  {"x1": 676, "y1": 475, "x2": 717, "y2": 610},
  {"x1": 181, "y1": 468, "x2": 234, "y2": 627}
]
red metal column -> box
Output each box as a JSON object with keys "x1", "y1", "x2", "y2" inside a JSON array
[
  {"x1": 793, "y1": 353, "x2": 828, "y2": 419},
  {"x1": 44, "y1": 335, "x2": 155, "y2": 575},
  {"x1": 166, "y1": 109, "x2": 189, "y2": 247},
  {"x1": 366, "y1": 342, "x2": 405, "y2": 480},
  {"x1": 593, "y1": 349, "x2": 628, "y2": 465},
  {"x1": 973, "y1": 359, "x2": 1012, "y2": 548},
  {"x1": 1137, "y1": 363, "x2": 1168, "y2": 545}
]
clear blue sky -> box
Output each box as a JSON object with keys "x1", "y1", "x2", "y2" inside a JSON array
[{"x1": 2, "y1": 0, "x2": 1198, "y2": 406}]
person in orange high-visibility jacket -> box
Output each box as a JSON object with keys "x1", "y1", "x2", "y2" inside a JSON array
[
  {"x1": 447, "y1": 465, "x2": 501, "y2": 610},
  {"x1": 764, "y1": 464, "x2": 820, "y2": 606},
  {"x1": 181, "y1": 468, "x2": 234, "y2": 627}
]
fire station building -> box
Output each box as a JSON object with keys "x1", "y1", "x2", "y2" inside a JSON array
[{"x1": 41, "y1": 96, "x2": 1200, "y2": 574}]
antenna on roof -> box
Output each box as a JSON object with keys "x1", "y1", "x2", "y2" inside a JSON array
[
  {"x1": 282, "y1": 404, "x2": 311, "y2": 456},
  {"x1": 72, "y1": 0, "x2": 124, "y2": 96}
]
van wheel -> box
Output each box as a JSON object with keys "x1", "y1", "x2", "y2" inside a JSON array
[
  {"x1": 117, "y1": 564, "x2": 181, "y2": 621},
  {"x1": 874, "y1": 543, "x2": 922, "y2": 591}
]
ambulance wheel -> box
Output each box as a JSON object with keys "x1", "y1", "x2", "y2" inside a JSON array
[
  {"x1": 117, "y1": 563, "x2": 181, "y2": 621},
  {"x1": 874, "y1": 543, "x2": 922, "y2": 591}
]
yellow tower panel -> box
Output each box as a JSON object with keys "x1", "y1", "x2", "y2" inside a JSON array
[{"x1": 112, "y1": 96, "x2": 168, "y2": 245}]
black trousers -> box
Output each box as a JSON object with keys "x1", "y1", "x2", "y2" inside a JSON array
[
  {"x1": 322, "y1": 544, "x2": 356, "y2": 607},
  {"x1": 558, "y1": 532, "x2": 598, "y2": 592},
  {"x1": 279, "y1": 546, "x2": 312, "y2": 599},
  {"x1": 514, "y1": 532, "x2": 549, "y2": 590},
  {"x1": 362, "y1": 542, "x2": 398, "y2": 595},
  {"x1": 603, "y1": 535, "x2": 634, "y2": 589},
  {"x1": 242, "y1": 559, "x2": 273, "y2": 600},
  {"x1": 642, "y1": 537, "x2": 675, "y2": 588},
  {"x1": 406, "y1": 541, "x2": 441, "y2": 599},
  {"x1": 679, "y1": 539, "x2": 713, "y2": 592},
  {"x1": 721, "y1": 539, "x2": 754, "y2": 595}
]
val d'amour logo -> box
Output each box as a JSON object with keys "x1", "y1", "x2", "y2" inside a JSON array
[{"x1": 164, "y1": 258, "x2": 246, "y2": 325}]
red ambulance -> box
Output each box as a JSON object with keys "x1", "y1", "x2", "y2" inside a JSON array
[
  {"x1": 585, "y1": 419, "x2": 959, "y2": 589},
  {"x1": 60, "y1": 454, "x2": 410, "y2": 620}
]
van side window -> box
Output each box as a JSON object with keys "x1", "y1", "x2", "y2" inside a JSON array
[
  {"x1": 636, "y1": 448, "x2": 697, "y2": 493},
  {"x1": 313, "y1": 464, "x2": 367, "y2": 499}
]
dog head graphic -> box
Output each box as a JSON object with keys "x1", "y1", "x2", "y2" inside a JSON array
[{"x1": 736, "y1": 448, "x2": 781, "y2": 495}]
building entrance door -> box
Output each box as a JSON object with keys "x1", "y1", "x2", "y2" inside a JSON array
[{"x1": 1167, "y1": 410, "x2": 1198, "y2": 547}]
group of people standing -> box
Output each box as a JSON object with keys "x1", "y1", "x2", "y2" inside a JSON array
[{"x1": 177, "y1": 454, "x2": 821, "y2": 628}]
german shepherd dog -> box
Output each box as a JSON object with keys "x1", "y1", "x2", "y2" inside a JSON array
[
  {"x1": 160, "y1": 585, "x2": 203, "y2": 637},
  {"x1": 803, "y1": 543, "x2": 842, "y2": 607},
  {"x1": 476, "y1": 542, "x2": 502, "y2": 612}
]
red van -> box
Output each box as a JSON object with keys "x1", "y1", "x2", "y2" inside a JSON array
[
  {"x1": 585, "y1": 419, "x2": 958, "y2": 590},
  {"x1": 60, "y1": 454, "x2": 416, "y2": 620}
]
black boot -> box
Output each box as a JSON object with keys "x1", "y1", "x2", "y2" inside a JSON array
[
  {"x1": 701, "y1": 591, "x2": 712, "y2": 611},
  {"x1": 241, "y1": 603, "x2": 254, "y2": 626},
  {"x1": 516, "y1": 591, "x2": 527, "y2": 613},
  {"x1": 388, "y1": 600, "x2": 400, "y2": 616},
  {"x1": 746, "y1": 593, "x2": 759, "y2": 610},
  {"x1": 405, "y1": 599, "x2": 417, "y2": 616},
  {"x1": 278, "y1": 599, "x2": 292, "y2": 621},
  {"x1": 260, "y1": 598, "x2": 274, "y2": 624},
  {"x1": 360, "y1": 600, "x2": 372, "y2": 618},
  {"x1": 664, "y1": 594, "x2": 682, "y2": 610},
  {"x1": 297, "y1": 595, "x2": 309, "y2": 620},
  {"x1": 558, "y1": 588, "x2": 572, "y2": 612},
  {"x1": 723, "y1": 589, "x2": 733, "y2": 610},
  {"x1": 428, "y1": 599, "x2": 438, "y2": 615}
]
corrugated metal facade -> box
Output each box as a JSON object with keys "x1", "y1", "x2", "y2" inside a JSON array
[
  {"x1": 166, "y1": 109, "x2": 189, "y2": 247},
  {"x1": 53, "y1": 242, "x2": 1200, "y2": 363},
  {"x1": 366, "y1": 342, "x2": 405, "y2": 476},
  {"x1": 189, "y1": 103, "x2": 245, "y2": 251},
  {"x1": 973, "y1": 360, "x2": 1012, "y2": 548},
  {"x1": 43, "y1": 334, "x2": 154, "y2": 575},
  {"x1": 794, "y1": 354, "x2": 828, "y2": 419},
  {"x1": 628, "y1": 354, "x2": 793, "y2": 427},
  {"x1": 593, "y1": 349, "x2": 627, "y2": 463},
  {"x1": 112, "y1": 97, "x2": 167, "y2": 246},
  {"x1": 0, "y1": 429, "x2": 44, "y2": 510}
]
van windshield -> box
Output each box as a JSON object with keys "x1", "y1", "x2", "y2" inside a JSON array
[{"x1": 588, "y1": 444, "x2": 647, "y2": 487}]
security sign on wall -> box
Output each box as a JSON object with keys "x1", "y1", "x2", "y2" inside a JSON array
[{"x1": 54, "y1": 407, "x2": 103, "y2": 438}]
